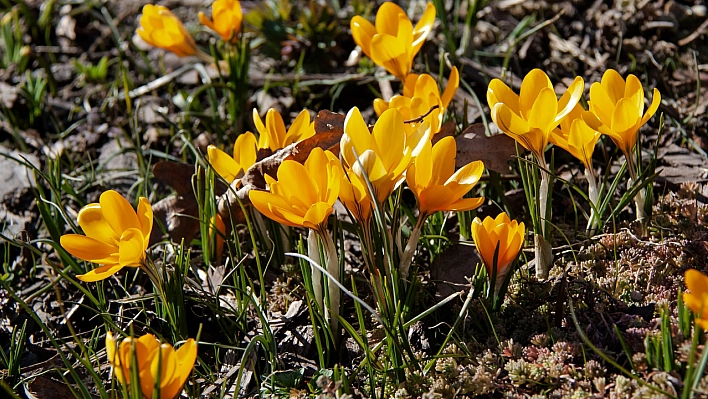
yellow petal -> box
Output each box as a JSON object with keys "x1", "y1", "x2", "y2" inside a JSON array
[
  {"x1": 555, "y1": 76, "x2": 584, "y2": 123},
  {"x1": 430, "y1": 136, "x2": 456, "y2": 185},
  {"x1": 527, "y1": 87, "x2": 558, "y2": 134},
  {"x1": 249, "y1": 190, "x2": 301, "y2": 227},
  {"x1": 253, "y1": 108, "x2": 269, "y2": 147},
  {"x1": 61, "y1": 234, "x2": 117, "y2": 263},
  {"x1": 373, "y1": 98, "x2": 389, "y2": 116},
  {"x1": 100, "y1": 190, "x2": 141, "y2": 234},
  {"x1": 370, "y1": 34, "x2": 409, "y2": 81},
  {"x1": 412, "y1": 2, "x2": 436, "y2": 54},
  {"x1": 491, "y1": 103, "x2": 531, "y2": 140},
  {"x1": 610, "y1": 96, "x2": 640, "y2": 150},
  {"x1": 600, "y1": 69, "x2": 626, "y2": 104},
  {"x1": 640, "y1": 88, "x2": 661, "y2": 126},
  {"x1": 342, "y1": 107, "x2": 371, "y2": 167},
  {"x1": 266, "y1": 108, "x2": 287, "y2": 150},
  {"x1": 208, "y1": 145, "x2": 240, "y2": 183},
  {"x1": 136, "y1": 197, "x2": 153, "y2": 247},
  {"x1": 375, "y1": 2, "x2": 405, "y2": 36},
  {"x1": 446, "y1": 160, "x2": 484, "y2": 197},
  {"x1": 286, "y1": 109, "x2": 314, "y2": 144},
  {"x1": 351, "y1": 16, "x2": 376, "y2": 57},
  {"x1": 160, "y1": 339, "x2": 197, "y2": 399},
  {"x1": 589, "y1": 82, "x2": 615, "y2": 126},
  {"x1": 303, "y1": 202, "x2": 334, "y2": 230},
  {"x1": 77, "y1": 264, "x2": 124, "y2": 282},
  {"x1": 372, "y1": 109, "x2": 406, "y2": 172},
  {"x1": 118, "y1": 228, "x2": 146, "y2": 267},
  {"x1": 233, "y1": 132, "x2": 258, "y2": 172},
  {"x1": 441, "y1": 67, "x2": 459, "y2": 109},
  {"x1": 443, "y1": 196, "x2": 485, "y2": 212},
  {"x1": 519, "y1": 69, "x2": 552, "y2": 119},
  {"x1": 487, "y1": 79, "x2": 519, "y2": 114},
  {"x1": 685, "y1": 269, "x2": 708, "y2": 297},
  {"x1": 76, "y1": 203, "x2": 119, "y2": 245}
]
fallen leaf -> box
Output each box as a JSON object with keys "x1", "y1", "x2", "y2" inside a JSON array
[
  {"x1": 151, "y1": 161, "x2": 228, "y2": 245},
  {"x1": 456, "y1": 123, "x2": 518, "y2": 173}
]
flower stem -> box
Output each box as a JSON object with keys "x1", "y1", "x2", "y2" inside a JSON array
[
  {"x1": 534, "y1": 155, "x2": 553, "y2": 279},
  {"x1": 319, "y1": 228, "x2": 340, "y2": 334},
  {"x1": 585, "y1": 167, "x2": 600, "y2": 233},
  {"x1": 307, "y1": 230, "x2": 323, "y2": 310}
]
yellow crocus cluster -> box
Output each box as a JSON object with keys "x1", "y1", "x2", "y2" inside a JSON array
[
  {"x1": 60, "y1": 190, "x2": 153, "y2": 282},
  {"x1": 489, "y1": 68, "x2": 661, "y2": 171},
  {"x1": 351, "y1": 2, "x2": 436, "y2": 82},
  {"x1": 487, "y1": 69, "x2": 585, "y2": 162},
  {"x1": 207, "y1": 108, "x2": 315, "y2": 183},
  {"x1": 374, "y1": 67, "x2": 459, "y2": 136},
  {"x1": 106, "y1": 332, "x2": 197, "y2": 399},
  {"x1": 137, "y1": 0, "x2": 243, "y2": 57}
]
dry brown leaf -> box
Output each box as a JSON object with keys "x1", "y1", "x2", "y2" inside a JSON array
[
  {"x1": 455, "y1": 123, "x2": 518, "y2": 173},
  {"x1": 150, "y1": 161, "x2": 229, "y2": 244}
]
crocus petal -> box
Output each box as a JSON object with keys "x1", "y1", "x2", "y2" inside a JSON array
[
  {"x1": 686, "y1": 269, "x2": 708, "y2": 296},
  {"x1": 136, "y1": 197, "x2": 153, "y2": 247},
  {"x1": 373, "y1": 98, "x2": 389, "y2": 116},
  {"x1": 430, "y1": 136, "x2": 456, "y2": 185},
  {"x1": 555, "y1": 76, "x2": 584, "y2": 123},
  {"x1": 597, "y1": 69, "x2": 625, "y2": 105},
  {"x1": 370, "y1": 34, "x2": 408, "y2": 81},
  {"x1": 444, "y1": 196, "x2": 485, "y2": 212},
  {"x1": 161, "y1": 339, "x2": 197, "y2": 399},
  {"x1": 249, "y1": 190, "x2": 301, "y2": 227},
  {"x1": 208, "y1": 145, "x2": 240, "y2": 183},
  {"x1": 589, "y1": 82, "x2": 615, "y2": 126},
  {"x1": 372, "y1": 109, "x2": 406, "y2": 172},
  {"x1": 303, "y1": 202, "x2": 334, "y2": 230},
  {"x1": 76, "y1": 204, "x2": 119, "y2": 245},
  {"x1": 527, "y1": 87, "x2": 558, "y2": 134},
  {"x1": 77, "y1": 264, "x2": 124, "y2": 282},
  {"x1": 100, "y1": 190, "x2": 141, "y2": 234},
  {"x1": 233, "y1": 132, "x2": 258, "y2": 173},
  {"x1": 118, "y1": 228, "x2": 146, "y2": 267},
  {"x1": 491, "y1": 103, "x2": 531, "y2": 138},
  {"x1": 61, "y1": 234, "x2": 117, "y2": 263},
  {"x1": 412, "y1": 2, "x2": 436, "y2": 54},
  {"x1": 640, "y1": 88, "x2": 661, "y2": 126},
  {"x1": 441, "y1": 67, "x2": 459, "y2": 109},
  {"x1": 487, "y1": 79, "x2": 520, "y2": 114},
  {"x1": 519, "y1": 69, "x2": 552, "y2": 119},
  {"x1": 351, "y1": 16, "x2": 376, "y2": 57},
  {"x1": 375, "y1": 2, "x2": 405, "y2": 36}
]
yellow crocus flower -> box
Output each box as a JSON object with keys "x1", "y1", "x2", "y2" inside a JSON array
[
  {"x1": 374, "y1": 67, "x2": 459, "y2": 136},
  {"x1": 684, "y1": 269, "x2": 708, "y2": 330},
  {"x1": 406, "y1": 136, "x2": 484, "y2": 218},
  {"x1": 60, "y1": 190, "x2": 152, "y2": 282},
  {"x1": 253, "y1": 108, "x2": 315, "y2": 152},
  {"x1": 351, "y1": 2, "x2": 436, "y2": 81},
  {"x1": 198, "y1": 0, "x2": 243, "y2": 43},
  {"x1": 584, "y1": 69, "x2": 661, "y2": 157},
  {"x1": 549, "y1": 103, "x2": 601, "y2": 171},
  {"x1": 471, "y1": 213, "x2": 525, "y2": 293},
  {"x1": 137, "y1": 5, "x2": 198, "y2": 57},
  {"x1": 207, "y1": 132, "x2": 258, "y2": 183},
  {"x1": 487, "y1": 69, "x2": 584, "y2": 160},
  {"x1": 106, "y1": 332, "x2": 197, "y2": 399},
  {"x1": 340, "y1": 107, "x2": 430, "y2": 204},
  {"x1": 249, "y1": 147, "x2": 342, "y2": 231}
]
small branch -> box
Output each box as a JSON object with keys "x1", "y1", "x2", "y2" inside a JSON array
[{"x1": 403, "y1": 105, "x2": 440, "y2": 124}]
